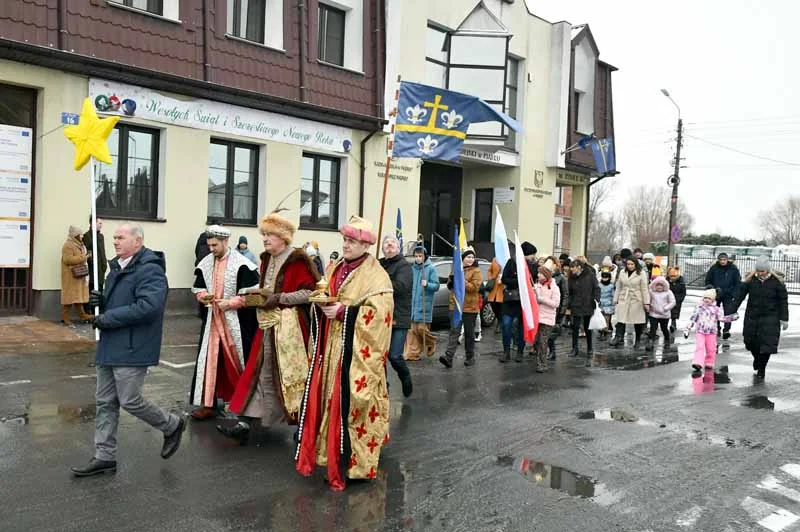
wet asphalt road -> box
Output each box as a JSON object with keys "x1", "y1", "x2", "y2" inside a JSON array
[{"x1": 3, "y1": 299, "x2": 800, "y2": 531}]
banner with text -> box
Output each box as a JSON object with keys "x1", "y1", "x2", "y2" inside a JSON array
[
  {"x1": 0, "y1": 124, "x2": 32, "y2": 268},
  {"x1": 88, "y1": 79, "x2": 353, "y2": 153}
]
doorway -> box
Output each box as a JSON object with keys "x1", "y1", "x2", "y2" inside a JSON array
[
  {"x1": 473, "y1": 188, "x2": 493, "y2": 243},
  {"x1": 418, "y1": 163, "x2": 462, "y2": 256},
  {"x1": 0, "y1": 83, "x2": 36, "y2": 314}
]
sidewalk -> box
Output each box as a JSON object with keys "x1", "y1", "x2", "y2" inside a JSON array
[{"x1": 0, "y1": 316, "x2": 95, "y2": 356}]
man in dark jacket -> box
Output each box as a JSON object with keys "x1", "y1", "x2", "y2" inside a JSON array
[
  {"x1": 83, "y1": 216, "x2": 108, "y2": 311},
  {"x1": 568, "y1": 260, "x2": 600, "y2": 360},
  {"x1": 733, "y1": 257, "x2": 789, "y2": 379},
  {"x1": 71, "y1": 223, "x2": 185, "y2": 477},
  {"x1": 704, "y1": 253, "x2": 741, "y2": 339},
  {"x1": 379, "y1": 234, "x2": 413, "y2": 397}
]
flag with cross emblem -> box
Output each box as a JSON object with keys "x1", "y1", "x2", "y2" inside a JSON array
[{"x1": 392, "y1": 81, "x2": 521, "y2": 162}]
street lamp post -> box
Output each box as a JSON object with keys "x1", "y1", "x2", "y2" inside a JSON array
[{"x1": 661, "y1": 89, "x2": 683, "y2": 267}]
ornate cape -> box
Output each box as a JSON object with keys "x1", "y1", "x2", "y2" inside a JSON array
[
  {"x1": 190, "y1": 250, "x2": 259, "y2": 406},
  {"x1": 229, "y1": 248, "x2": 320, "y2": 421},
  {"x1": 295, "y1": 254, "x2": 394, "y2": 491}
]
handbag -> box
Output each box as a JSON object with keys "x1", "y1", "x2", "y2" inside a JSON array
[
  {"x1": 503, "y1": 287, "x2": 520, "y2": 302},
  {"x1": 485, "y1": 279, "x2": 496, "y2": 292},
  {"x1": 71, "y1": 263, "x2": 89, "y2": 279}
]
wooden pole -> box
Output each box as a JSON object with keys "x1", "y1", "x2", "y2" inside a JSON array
[
  {"x1": 376, "y1": 75, "x2": 402, "y2": 252},
  {"x1": 89, "y1": 158, "x2": 99, "y2": 341}
]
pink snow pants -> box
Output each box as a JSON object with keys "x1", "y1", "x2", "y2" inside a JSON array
[{"x1": 693, "y1": 332, "x2": 717, "y2": 368}]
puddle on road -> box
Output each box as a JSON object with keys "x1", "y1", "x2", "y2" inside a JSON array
[
  {"x1": 590, "y1": 350, "x2": 684, "y2": 371},
  {"x1": 57, "y1": 403, "x2": 97, "y2": 423},
  {"x1": 576, "y1": 409, "x2": 660, "y2": 427},
  {"x1": 737, "y1": 395, "x2": 800, "y2": 412},
  {"x1": 500, "y1": 456, "x2": 618, "y2": 506}
]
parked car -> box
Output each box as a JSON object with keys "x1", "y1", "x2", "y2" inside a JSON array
[{"x1": 407, "y1": 255, "x2": 495, "y2": 327}]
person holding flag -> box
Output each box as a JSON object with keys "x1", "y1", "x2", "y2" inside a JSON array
[
  {"x1": 440, "y1": 230, "x2": 482, "y2": 368},
  {"x1": 500, "y1": 241, "x2": 538, "y2": 363}
]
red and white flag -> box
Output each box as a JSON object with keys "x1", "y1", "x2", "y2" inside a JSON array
[{"x1": 514, "y1": 231, "x2": 539, "y2": 343}]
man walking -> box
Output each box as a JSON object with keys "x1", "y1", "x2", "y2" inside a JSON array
[
  {"x1": 71, "y1": 223, "x2": 185, "y2": 477},
  {"x1": 379, "y1": 234, "x2": 413, "y2": 397},
  {"x1": 704, "y1": 252, "x2": 741, "y2": 339}
]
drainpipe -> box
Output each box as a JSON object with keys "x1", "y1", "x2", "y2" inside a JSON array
[
  {"x1": 358, "y1": 128, "x2": 381, "y2": 216},
  {"x1": 374, "y1": 0, "x2": 384, "y2": 118},
  {"x1": 202, "y1": 0, "x2": 210, "y2": 81},
  {"x1": 298, "y1": 0, "x2": 307, "y2": 101},
  {"x1": 57, "y1": 0, "x2": 68, "y2": 50}
]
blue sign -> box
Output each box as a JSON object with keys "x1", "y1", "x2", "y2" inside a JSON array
[{"x1": 61, "y1": 112, "x2": 80, "y2": 125}]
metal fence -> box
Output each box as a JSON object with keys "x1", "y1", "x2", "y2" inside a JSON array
[{"x1": 673, "y1": 254, "x2": 800, "y2": 294}]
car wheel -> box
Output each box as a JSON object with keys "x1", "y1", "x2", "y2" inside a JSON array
[{"x1": 480, "y1": 302, "x2": 496, "y2": 327}]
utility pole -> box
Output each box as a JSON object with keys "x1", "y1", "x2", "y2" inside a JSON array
[{"x1": 666, "y1": 117, "x2": 683, "y2": 265}]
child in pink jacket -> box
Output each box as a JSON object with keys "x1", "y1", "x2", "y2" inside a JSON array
[
  {"x1": 534, "y1": 267, "x2": 561, "y2": 373},
  {"x1": 684, "y1": 288, "x2": 739, "y2": 372}
]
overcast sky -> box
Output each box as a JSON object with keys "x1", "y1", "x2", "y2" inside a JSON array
[{"x1": 531, "y1": 0, "x2": 799, "y2": 240}]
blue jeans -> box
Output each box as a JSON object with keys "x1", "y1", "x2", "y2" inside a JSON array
[
  {"x1": 388, "y1": 328, "x2": 410, "y2": 380},
  {"x1": 502, "y1": 314, "x2": 525, "y2": 353}
]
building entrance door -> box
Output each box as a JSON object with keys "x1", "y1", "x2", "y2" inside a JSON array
[
  {"x1": 418, "y1": 163, "x2": 462, "y2": 256},
  {"x1": 473, "y1": 188, "x2": 493, "y2": 243},
  {"x1": 0, "y1": 84, "x2": 36, "y2": 314}
]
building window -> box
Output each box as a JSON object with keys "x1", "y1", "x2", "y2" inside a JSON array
[
  {"x1": 318, "y1": 3, "x2": 346, "y2": 66},
  {"x1": 114, "y1": 0, "x2": 164, "y2": 16},
  {"x1": 300, "y1": 153, "x2": 340, "y2": 229},
  {"x1": 207, "y1": 140, "x2": 259, "y2": 224},
  {"x1": 228, "y1": 0, "x2": 266, "y2": 44},
  {"x1": 425, "y1": 24, "x2": 449, "y2": 88},
  {"x1": 553, "y1": 220, "x2": 563, "y2": 252},
  {"x1": 95, "y1": 125, "x2": 159, "y2": 219},
  {"x1": 555, "y1": 186, "x2": 564, "y2": 207},
  {"x1": 504, "y1": 56, "x2": 519, "y2": 149}
]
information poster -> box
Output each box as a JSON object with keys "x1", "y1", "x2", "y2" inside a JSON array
[{"x1": 0, "y1": 124, "x2": 33, "y2": 267}]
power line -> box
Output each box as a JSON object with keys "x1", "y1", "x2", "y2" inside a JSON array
[{"x1": 684, "y1": 134, "x2": 800, "y2": 167}]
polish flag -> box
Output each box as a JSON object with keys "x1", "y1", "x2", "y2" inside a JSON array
[{"x1": 514, "y1": 231, "x2": 539, "y2": 343}]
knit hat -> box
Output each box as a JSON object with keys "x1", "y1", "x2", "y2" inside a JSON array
[
  {"x1": 602, "y1": 256, "x2": 613, "y2": 267},
  {"x1": 755, "y1": 256, "x2": 771, "y2": 271},
  {"x1": 521, "y1": 242, "x2": 537, "y2": 256},
  {"x1": 559, "y1": 253, "x2": 570, "y2": 261},
  {"x1": 461, "y1": 246, "x2": 476, "y2": 260},
  {"x1": 260, "y1": 212, "x2": 296, "y2": 245},
  {"x1": 703, "y1": 288, "x2": 717, "y2": 300},
  {"x1": 238, "y1": 235, "x2": 248, "y2": 246},
  {"x1": 717, "y1": 252, "x2": 729, "y2": 260},
  {"x1": 340, "y1": 215, "x2": 377, "y2": 244},
  {"x1": 413, "y1": 244, "x2": 429, "y2": 258},
  {"x1": 643, "y1": 252, "x2": 655, "y2": 261},
  {"x1": 620, "y1": 248, "x2": 633, "y2": 260}
]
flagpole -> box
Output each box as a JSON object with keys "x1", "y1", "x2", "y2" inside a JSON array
[
  {"x1": 376, "y1": 75, "x2": 402, "y2": 252},
  {"x1": 89, "y1": 157, "x2": 99, "y2": 341}
]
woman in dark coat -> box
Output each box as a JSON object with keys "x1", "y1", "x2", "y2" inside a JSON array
[
  {"x1": 567, "y1": 260, "x2": 600, "y2": 359},
  {"x1": 733, "y1": 257, "x2": 789, "y2": 379}
]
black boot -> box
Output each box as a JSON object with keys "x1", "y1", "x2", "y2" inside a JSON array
[
  {"x1": 439, "y1": 354, "x2": 453, "y2": 369},
  {"x1": 217, "y1": 421, "x2": 251, "y2": 445},
  {"x1": 500, "y1": 350, "x2": 511, "y2": 363},
  {"x1": 161, "y1": 416, "x2": 186, "y2": 459},
  {"x1": 71, "y1": 458, "x2": 117, "y2": 477},
  {"x1": 400, "y1": 372, "x2": 413, "y2": 397},
  {"x1": 569, "y1": 346, "x2": 579, "y2": 358},
  {"x1": 515, "y1": 350, "x2": 524, "y2": 363},
  {"x1": 464, "y1": 355, "x2": 476, "y2": 367}
]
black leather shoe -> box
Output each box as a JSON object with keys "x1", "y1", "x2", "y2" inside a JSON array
[
  {"x1": 464, "y1": 357, "x2": 476, "y2": 367},
  {"x1": 568, "y1": 347, "x2": 579, "y2": 358},
  {"x1": 400, "y1": 374, "x2": 413, "y2": 397},
  {"x1": 71, "y1": 458, "x2": 117, "y2": 477},
  {"x1": 722, "y1": 332, "x2": 731, "y2": 340},
  {"x1": 161, "y1": 416, "x2": 186, "y2": 459},
  {"x1": 438, "y1": 355, "x2": 453, "y2": 369},
  {"x1": 217, "y1": 421, "x2": 251, "y2": 445}
]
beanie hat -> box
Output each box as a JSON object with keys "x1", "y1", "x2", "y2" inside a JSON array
[
  {"x1": 602, "y1": 256, "x2": 613, "y2": 267},
  {"x1": 238, "y1": 235, "x2": 248, "y2": 246},
  {"x1": 521, "y1": 242, "x2": 537, "y2": 256},
  {"x1": 340, "y1": 215, "x2": 377, "y2": 244},
  {"x1": 260, "y1": 212, "x2": 296, "y2": 245},
  {"x1": 717, "y1": 252, "x2": 729, "y2": 260},
  {"x1": 413, "y1": 244, "x2": 429, "y2": 258},
  {"x1": 620, "y1": 248, "x2": 633, "y2": 260},
  {"x1": 559, "y1": 253, "x2": 570, "y2": 261},
  {"x1": 461, "y1": 246, "x2": 476, "y2": 260},
  {"x1": 643, "y1": 252, "x2": 655, "y2": 261},
  {"x1": 703, "y1": 288, "x2": 718, "y2": 300},
  {"x1": 755, "y1": 256, "x2": 771, "y2": 271}
]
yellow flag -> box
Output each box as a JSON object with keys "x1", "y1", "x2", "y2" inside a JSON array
[{"x1": 458, "y1": 218, "x2": 468, "y2": 250}]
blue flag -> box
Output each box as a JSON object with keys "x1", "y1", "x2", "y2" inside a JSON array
[
  {"x1": 451, "y1": 224, "x2": 465, "y2": 328},
  {"x1": 396, "y1": 208, "x2": 403, "y2": 251},
  {"x1": 591, "y1": 138, "x2": 616, "y2": 174},
  {"x1": 393, "y1": 81, "x2": 521, "y2": 162}
]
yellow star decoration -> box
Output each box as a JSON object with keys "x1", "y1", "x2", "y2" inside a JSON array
[{"x1": 63, "y1": 98, "x2": 120, "y2": 171}]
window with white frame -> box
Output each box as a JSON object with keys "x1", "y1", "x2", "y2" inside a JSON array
[
  {"x1": 227, "y1": 0, "x2": 284, "y2": 49},
  {"x1": 300, "y1": 153, "x2": 341, "y2": 229},
  {"x1": 425, "y1": 24, "x2": 449, "y2": 88},
  {"x1": 504, "y1": 56, "x2": 519, "y2": 149},
  {"x1": 110, "y1": 0, "x2": 179, "y2": 20},
  {"x1": 574, "y1": 38, "x2": 596, "y2": 135},
  {"x1": 317, "y1": 0, "x2": 363, "y2": 72}
]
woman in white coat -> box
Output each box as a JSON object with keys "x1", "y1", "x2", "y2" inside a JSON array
[{"x1": 610, "y1": 257, "x2": 650, "y2": 349}]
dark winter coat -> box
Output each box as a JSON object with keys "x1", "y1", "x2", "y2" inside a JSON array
[
  {"x1": 553, "y1": 270, "x2": 569, "y2": 312},
  {"x1": 705, "y1": 262, "x2": 741, "y2": 303},
  {"x1": 83, "y1": 229, "x2": 108, "y2": 289},
  {"x1": 733, "y1": 272, "x2": 789, "y2": 355},
  {"x1": 95, "y1": 248, "x2": 168, "y2": 367},
  {"x1": 501, "y1": 259, "x2": 536, "y2": 316},
  {"x1": 568, "y1": 266, "x2": 600, "y2": 317},
  {"x1": 380, "y1": 254, "x2": 413, "y2": 329},
  {"x1": 668, "y1": 275, "x2": 687, "y2": 319}
]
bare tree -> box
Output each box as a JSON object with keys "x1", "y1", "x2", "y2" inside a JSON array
[
  {"x1": 758, "y1": 196, "x2": 800, "y2": 245},
  {"x1": 588, "y1": 211, "x2": 624, "y2": 254},
  {"x1": 623, "y1": 185, "x2": 693, "y2": 250},
  {"x1": 587, "y1": 179, "x2": 614, "y2": 229}
]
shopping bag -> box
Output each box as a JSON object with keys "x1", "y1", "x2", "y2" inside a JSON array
[{"x1": 588, "y1": 307, "x2": 607, "y2": 331}]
